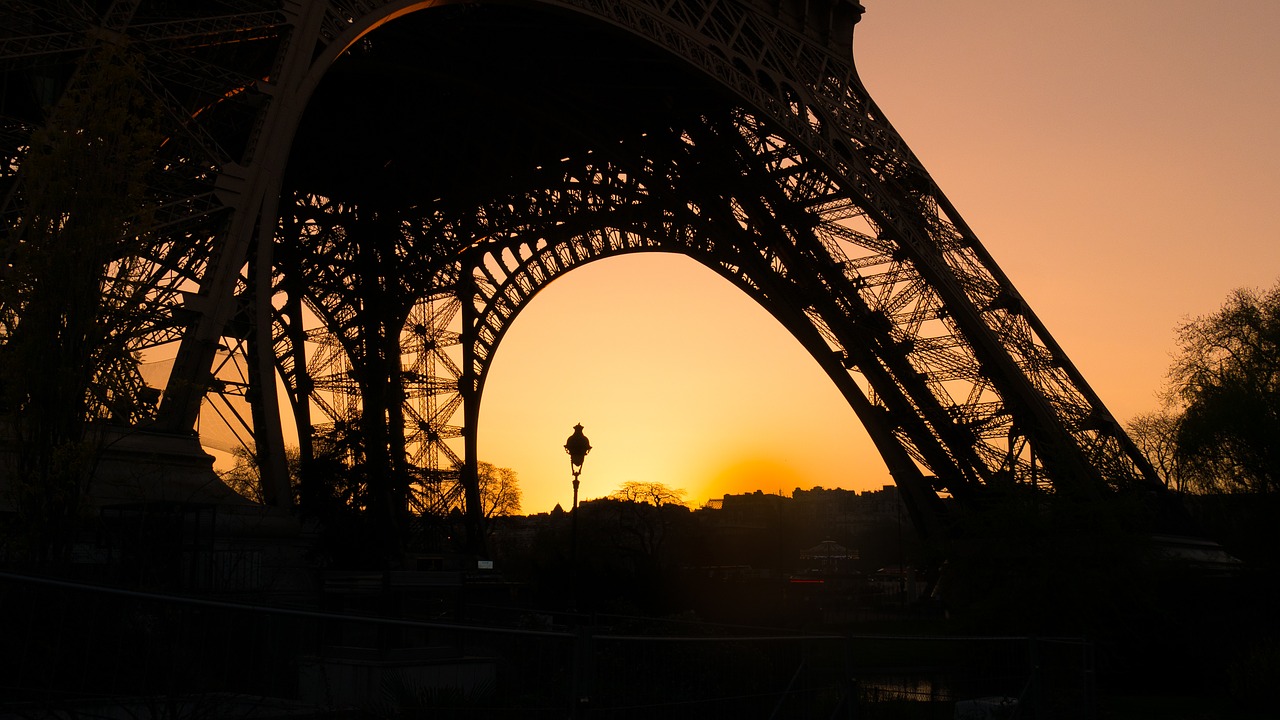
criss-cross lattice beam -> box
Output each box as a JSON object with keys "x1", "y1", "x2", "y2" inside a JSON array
[{"x1": 0, "y1": 1, "x2": 1178, "y2": 551}]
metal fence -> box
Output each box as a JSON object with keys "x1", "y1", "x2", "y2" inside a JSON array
[{"x1": 0, "y1": 571, "x2": 1094, "y2": 719}]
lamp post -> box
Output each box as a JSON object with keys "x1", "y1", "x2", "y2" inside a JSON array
[
  {"x1": 563, "y1": 424, "x2": 593, "y2": 715},
  {"x1": 564, "y1": 423, "x2": 591, "y2": 607},
  {"x1": 565, "y1": 422, "x2": 592, "y2": 511}
]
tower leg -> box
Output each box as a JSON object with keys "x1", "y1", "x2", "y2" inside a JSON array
[
  {"x1": 459, "y1": 268, "x2": 487, "y2": 559},
  {"x1": 247, "y1": 190, "x2": 292, "y2": 509}
]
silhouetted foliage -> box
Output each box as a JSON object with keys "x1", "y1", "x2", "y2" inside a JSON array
[
  {"x1": 1167, "y1": 282, "x2": 1280, "y2": 495},
  {"x1": 1120, "y1": 285, "x2": 1280, "y2": 701},
  {"x1": 1126, "y1": 282, "x2": 1280, "y2": 575}
]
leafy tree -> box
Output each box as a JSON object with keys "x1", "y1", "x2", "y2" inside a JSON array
[{"x1": 1168, "y1": 282, "x2": 1280, "y2": 494}]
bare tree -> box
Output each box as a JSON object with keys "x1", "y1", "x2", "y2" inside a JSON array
[
  {"x1": 477, "y1": 461, "x2": 522, "y2": 519},
  {"x1": 611, "y1": 481, "x2": 688, "y2": 508},
  {"x1": 218, "y1": 445, "x2": 302, "y2": 503},
  {"x1": 602, "y1": 481, "x2": 689, "y2": 563},
  {"x1": 1127, "y1": 410, "x2": 1197, "y2": 492}
]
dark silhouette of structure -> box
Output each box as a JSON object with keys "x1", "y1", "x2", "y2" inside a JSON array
[{"x1": 1, "y1": 1, "x2": 1179, "y2": 554}]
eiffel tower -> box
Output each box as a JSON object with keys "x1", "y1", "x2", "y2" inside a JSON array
[{"x1": 1, "y1": 0, "x2": 1183, "y2": 553}]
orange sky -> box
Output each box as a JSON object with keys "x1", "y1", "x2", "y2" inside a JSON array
[{"x1": 478, "y1": 1, "x2": 1280, "y2": 514}]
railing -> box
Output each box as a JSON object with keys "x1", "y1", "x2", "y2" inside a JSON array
[{"x1": 0, "y1": 571, "x2": 1094, "y2": 718}]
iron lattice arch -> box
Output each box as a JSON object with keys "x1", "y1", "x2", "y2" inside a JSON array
[{"x1": 0, "y1": 0, "x2": 1173, "y2": 548}]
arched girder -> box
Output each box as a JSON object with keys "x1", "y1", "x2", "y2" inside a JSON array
[
  {"x1": 442, "y1": 98, "x2": 1165, "y2": 538},
  {"x1": 462, "y1": 218, "x2": 952, "y2": 539},
  {"x1": 421, "y1": 121, "x2": 973, "y2": 530},
  {"x1": 705, "y1": 107, "x2": 1162, "y2": 499},
  {"x1": 0, "y1": 1, "x2": 1177, "y2": 547},
  {"x1": 150, "y1": 0, "x2": 899, "y2": 433},
  {"x1": 269, "y1": 78, "x2": 1167, "y2": 543}
]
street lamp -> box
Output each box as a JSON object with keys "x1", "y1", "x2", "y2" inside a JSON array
[
  {"x1": 564, "y1": 423, "x2": 591, "y2": 612},
  {"x1": 564, "y1": 422, "x2": 592, "y2": 511}
]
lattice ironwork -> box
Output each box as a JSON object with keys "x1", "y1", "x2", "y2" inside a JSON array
[
  {"x1": 400, "y1": 292, "x2": 466, "y2": 517},
  {"x1": 0, "y1": 0, "x2": 1181, "y2": 554}
]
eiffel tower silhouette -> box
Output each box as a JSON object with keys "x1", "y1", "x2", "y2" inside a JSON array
[{"x1": 1, "y1": 1, "x2": 1183, "y2": 552}]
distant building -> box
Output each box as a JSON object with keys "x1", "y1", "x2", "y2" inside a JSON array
[
  {"x1": 798, "y1": 539, "x2": 858, "y2": 573},
  {"x1": 705, "y1": 485, "x2": 907, "y2": 535},
  {"x1": 709, "y1": 489, "x2": 786, "y2": 529}
]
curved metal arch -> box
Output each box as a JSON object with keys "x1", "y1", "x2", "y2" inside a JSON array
[
  {"x1": 148, "y1": 0, "x2": 903, "y2": 505},
  {"x1": 438, "y1": 92, "x2": 1167, "y2": 542},
  {"x1": 265, "y1": 78, "x2": 1161, "y2": 549},
  {"x1": 446, "y1": 107, "x2": 970, "y2": 479},
  {"x1": 540, "y1": 0, "x2": 1165, "y2": 498},
  {"x1": 464, "y1": 220, "x2": 953, "y2": 536},
  {"x1": 293, "y1": 0, "x2": 1162, "y2": 498},
  {"x1": 432, "y1": 101, "x2": 967, "y2": 536},
  {"x1": 0, "y1": 1, "x2": 1176, "y2": 543}
]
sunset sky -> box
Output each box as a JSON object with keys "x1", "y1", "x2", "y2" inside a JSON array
[{"x1": 477, "y1": 1, "x2": 1280, "y2": 514}]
